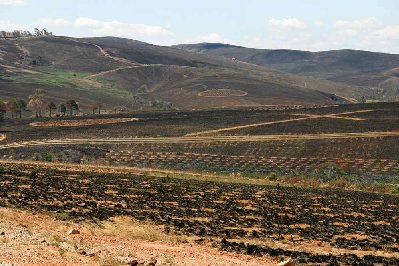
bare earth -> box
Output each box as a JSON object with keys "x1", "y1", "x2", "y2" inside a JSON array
[{"x1": 0, "y1": 207, "x2": 277, "y2": 266}]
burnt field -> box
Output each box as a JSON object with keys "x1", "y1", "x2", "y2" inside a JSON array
[
  {"x1": 1, "y1": 102, "x2": 399, "y2": 176},
  {"x1": 0, "y1": 162, "x2": 399, "y2": 265},
  {"x1": 2, "y1": 102, "x2": 399, "y2": 142}
]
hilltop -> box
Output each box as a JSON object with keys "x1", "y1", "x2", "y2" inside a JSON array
[{"x1": 0, "y1": 36, "x2": 358, "y2": 110}]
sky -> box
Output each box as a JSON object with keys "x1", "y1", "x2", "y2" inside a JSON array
[{"x1": 1, "y1": 0, "x2": 399, "y2": 53}]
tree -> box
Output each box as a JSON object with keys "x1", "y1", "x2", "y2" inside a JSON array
[
  {"x1": 89, "y1": 101, "x2": 102, "y2": 115},
  {"x1": 361, "y1": 96, "x2": 366, "y2": 104},
  {"x1": 0, "y1": 101, "x2": 7, "y2": 121},
  {"x1": 65, "y1": 99, "x2": 79, "y2": 116},
  {"x1": 15, "y1": 99, "x2": 26, "y2": 118},
  {"x1": 34, "y1": 28, "x2": 42, "y2": 36},
  {"x1": 28, "y1": 89, "x2": 46, "y2": 118},
  {"x1": 59, "y1": 103, "x2": 66, "y2": 116},
  {"x1": 6, "y1": 100, "x2": 19, "y2": 119},
  {"x1": 47, "y1": 101, "x2": 56, "y2": 117},
  {"x1": 12, "y1": 30, "x2": 21, "y2": 38}
]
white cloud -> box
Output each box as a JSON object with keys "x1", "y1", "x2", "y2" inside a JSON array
[
  {"x1": 194, "y1": 33, "x2": 235, "y2": 45},
  {"x1": 376, "y1": 26, "x2": 399, "y2": 39},
  {"x1": 38, "y1": 17, "x2": 173, "y2": 38},
  {"x1": 0, "y1": 20, "x2": 28, "y2": 31},
  {"x1": 335, "y1": 17, "x2": 380, "y2": 30},
  {"x1": 315, "y1": 20, "x2": 323, "y2": 27},
  {"x1": 196, "y1": 33, "x2": 224, "y2": 43},
  {"x1": 268, "y1": 18, "x2": 307, "y2": 29},
  {"x1": 252, "y1": 16, "x2": 399, "y2": 53},
  {"x1": 37, "y1": 18, "x2": 70, "y2": 27},
  {"x1": 74, "y1": 17, "x2": 101, "y2": 28},
  {"x1": 90, "y1": 20, "x2": 173, "y2": 37},
  {"x1": 0, "y1": 0, "x2": 24, "y2": 5}
]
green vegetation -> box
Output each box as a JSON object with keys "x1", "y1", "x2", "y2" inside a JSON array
[
  {"x1": 33, "y1": 152, "x2": 53, "y2": 162},
  {"x1": 4, "y1": 70, "x2": 145, "y2": 109},
  {"x1": 5, "y1": 70, "x2": 89, "y2": 87}
]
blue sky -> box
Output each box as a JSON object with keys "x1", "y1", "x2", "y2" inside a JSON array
[{"x1": 1, "y1": 0, "x2": 399, "y2": 53}]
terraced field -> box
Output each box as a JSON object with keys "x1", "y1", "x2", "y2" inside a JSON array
[{"x1": 0, "y1": 161, "x2": 398, "y2": 265}]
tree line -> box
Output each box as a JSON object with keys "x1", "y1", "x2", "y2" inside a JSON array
[
  {"x1": 0, "y1": 89, "x2": 102, "y2": 120},
  {"x1": 0, "y1": 28, "x2": 52, "y2": 39}
]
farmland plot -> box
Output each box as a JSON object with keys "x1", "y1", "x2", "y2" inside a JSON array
[
  {"x1": 0, "y1": 162, "x2": 399, "y2": 264},
  {"x1": 106, "y1": 150, "x2": 399, "y2": 175}
]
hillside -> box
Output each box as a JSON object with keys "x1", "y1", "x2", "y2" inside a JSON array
[
  {"x1": 176, "y1": 43, "x2": 399, "y2": 101},
  {"x1": 0, "y1": 36, "x2": 360, "y2": 110}
]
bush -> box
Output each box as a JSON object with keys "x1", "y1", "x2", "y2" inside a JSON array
[
  {"x1": 268, "y1": 172, "x2": 278, "y2": 181},
  {"x1": 33, "y1": 152, "x2": 53, "y2": 162}
]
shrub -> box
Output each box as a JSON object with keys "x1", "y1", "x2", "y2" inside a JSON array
[
  {"x1": 33, "y1": 152, "x2": 53, "y2": 162},
  {"x1": 268, "y1": 172, "x2": 278, "y2": 181}
]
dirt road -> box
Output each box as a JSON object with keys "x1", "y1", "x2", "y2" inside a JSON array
[
  {"x1": 1, "y1": 131, "x2": 399, "y2": 150},
  {"x1": 186, "y1": 110, "x2": 375, "y2": 136}
]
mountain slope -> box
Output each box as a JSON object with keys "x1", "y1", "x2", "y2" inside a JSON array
[
  {"x1": 0, "y1": 36, "x2": 358, "y2": 110},
  {"x1": 175, "y1": 43, "x2": 399, "y2": 101}
]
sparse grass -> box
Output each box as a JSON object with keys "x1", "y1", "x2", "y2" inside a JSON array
[
  {"x1": 97, "y1": 216, "x2": 184, "y2": 243},
  {"x1": 46, "y1": 211, "x2": 71, "y2": 221},
  {"x1": 58, "y1": 247, "x2": 67, "y2": 256},
  {"x1": 50, "y1": 234, "x2": 65, "y2": 247},
  {"x1": 98, "y1": 256, "x2": 124, "y2": 266}
]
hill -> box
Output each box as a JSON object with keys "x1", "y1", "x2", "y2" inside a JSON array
[
  {"x1": 0, "y1": 36, "x2": 359, "y2": 110},
  {"x1": 175, "y1": 43, "x2": 399, "y2": 101}
]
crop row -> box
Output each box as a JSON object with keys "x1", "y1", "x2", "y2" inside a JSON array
[{"x1": 106, "y1": 150, "x2": 399, "y2": 174}]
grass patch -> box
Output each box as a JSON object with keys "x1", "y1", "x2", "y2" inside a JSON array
[
  {"x1": 97, "y1": 216, "x2": 184, "y2": 243},
  {"x1": 6, "y1": 70, "x2": 90, "y2": 87},
  {"x1": 6, "y1": 70, "x2": 135, "y2": 105}
]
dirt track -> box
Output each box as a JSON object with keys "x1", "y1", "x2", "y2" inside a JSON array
[
  {"x1": 67, "y1": 38, "x2": 136, "y2": 67},
  {"x1": 186, "y1": 110, "x2": 375, "y2": 136},
  {"x1": 68, "y1": 38, "x2": 165, "y2": 80},
  {"x1": 198, "y1": 89, "x2": 248, "y2": 97},
  {"x1": 1, "y1": 131, "x2": 399, "y2": 150}
]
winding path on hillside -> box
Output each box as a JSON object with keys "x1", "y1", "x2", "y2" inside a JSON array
[{"x1": 67, "y1": 38, "x2": 166, "y2": 79}]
